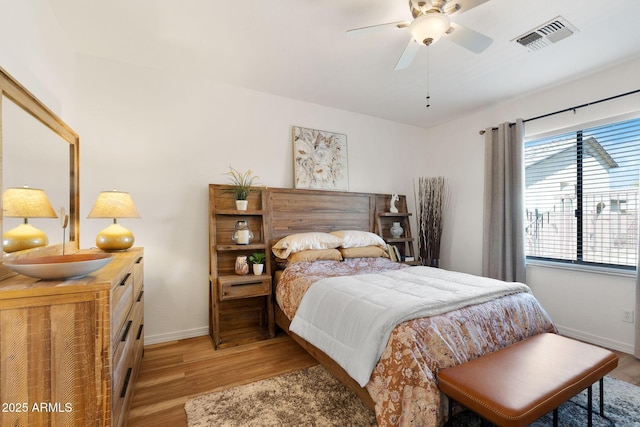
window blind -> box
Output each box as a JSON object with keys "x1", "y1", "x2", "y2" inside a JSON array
[{"x1": 524, "y1": 117, "x2": 640, "y2": 268}]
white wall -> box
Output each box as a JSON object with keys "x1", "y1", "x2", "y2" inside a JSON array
[
  {"x1": 0, "y1": 0, "x2": 76, "y2": 120},
  {"x1": 75, "y1": 55, "x2": 429, "y2": 343},
  {"x1": 417, "y1": 56, "x2": 640, "y2": 353}
]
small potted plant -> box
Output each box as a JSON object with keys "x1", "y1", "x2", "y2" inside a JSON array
[
  {"x1": 248, "y1": 252, "x2": 266, "y2": 275},
  {"x1": 226, "y1": 166, "x2": 261, "y2": 210}
]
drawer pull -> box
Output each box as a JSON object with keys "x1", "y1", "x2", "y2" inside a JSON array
[
  {"x1": 120, "y1": 273, "x2": 131, "y2": 286},
  {"x1": 136, "y1": 257, "x2": 143, "y2": 264},
  {"x1": 137, "y1": 324, "x2": 144, "y2": 340},
  {"x1": 136, "y1": 290, "x2": 144, "y2": 302},
  {"x1": 121, "y1": 320, "x2": 133, "y2": 342},
  {"x1": 120, "y1": 367, "x2": 133, "y2": 398}
]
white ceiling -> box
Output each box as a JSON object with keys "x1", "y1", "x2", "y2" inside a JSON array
[{"x1": 48, "y1": 0, "x2": 640, "y2": 129}]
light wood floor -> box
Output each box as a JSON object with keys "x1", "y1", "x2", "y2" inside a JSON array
[
  {"x1": 127, "y1": 333, "x2": 318, "y2": 427},
  {"x1": 128, "y1": 333, "x2": 640, "y2": 427}
]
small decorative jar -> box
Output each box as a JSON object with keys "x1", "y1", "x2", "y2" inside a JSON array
[
  {"x1": 390, "y1": 222, "x2": 403, "y2": 238},
  {"x1": 232, "y1": 220, "x2": 253, "y2": 245},
  {"x1": 235, "y1": 255, "x2": 249, "y2": 275}
]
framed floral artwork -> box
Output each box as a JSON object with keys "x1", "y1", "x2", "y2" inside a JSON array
[{"x1": 292, "y1": 126, "x2": 349, "y2": 191}]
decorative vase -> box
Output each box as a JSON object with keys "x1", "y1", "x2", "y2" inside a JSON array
[
  {"x1": 232, "y1": 220, "x2": 253, "y2": 245},
  {"x1": 390, "y1": 222, "x2": 403, "y2": 238},
  {"x1": 235, "y1": 256, "x2": 249, "y2": 275},
  {"x1": 252, "y1": 264, "x2": 264, "y2": 275},
  {"x1": 235, "y1": 200, "x2": 248, "y2": 211}
]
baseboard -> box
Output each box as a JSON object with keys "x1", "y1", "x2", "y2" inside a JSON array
[
  {"x1": 143, "y1": 325, "x2": 635, "y2": 355},
  {"x1": 556, "y1": 324, "x2": 635, "y2": 355},
  {"x1": 144, "y1": 326, "x2": 209, "y2": 345}
]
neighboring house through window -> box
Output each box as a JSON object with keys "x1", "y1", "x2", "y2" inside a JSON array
[{"x1": 524, "y1": 116, "x2": 640, "y2": 269}]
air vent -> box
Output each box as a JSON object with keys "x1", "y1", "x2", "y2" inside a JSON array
[{"x1": 513, "y1": 16, "x2": 579, "y2": 51}]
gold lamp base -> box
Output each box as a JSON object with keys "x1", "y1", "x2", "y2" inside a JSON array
[
  {"x1": 2, "y1": 223, "x2": 49, "y2": 253},
  {"x1": 96, "y1": 223, "x2": 134, "y2": 252}
]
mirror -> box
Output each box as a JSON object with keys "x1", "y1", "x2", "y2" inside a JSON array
[{"x1": 0, "y1": 68, "x2": 79, "y2": 280}]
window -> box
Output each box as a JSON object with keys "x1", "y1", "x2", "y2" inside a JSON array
[{"x1": 524, "y1": 117, "x2": 640, "y2": 268}]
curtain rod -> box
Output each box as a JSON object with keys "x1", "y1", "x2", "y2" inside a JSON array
[{"x1": 478, "y1": 88, "x2": 640, "y2": 135}]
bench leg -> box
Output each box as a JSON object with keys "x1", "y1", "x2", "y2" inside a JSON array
[
  {"x1": 599, "y1": 377, "x2": 605, "y2": 417},
  {"x1": 553, "y1": 408, "x2": 558, "y2": 427},
  {"x1": 588, "y1": 385, "x2": 593, "y2": 427}
]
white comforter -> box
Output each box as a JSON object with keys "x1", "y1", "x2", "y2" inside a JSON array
[{"x1": 289, "y1": 266, "x2": 531, "y2": 387}]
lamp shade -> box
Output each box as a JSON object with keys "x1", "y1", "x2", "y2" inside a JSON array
[
  {"x1": 2, "y1": 186, "x2": 58, "y2": 253},
  {"x1": 88, "y1": 190, "x2": 140, "y2": 251},
  {"x1": 87, "y1": 190, "x2": 140, "y2": 219},
  {"x1": 409, "y1": 13, "x2": 450, "y2": 46},
  {"x1": 3, "y1": 187, "x2": 58, "y2": 218}
]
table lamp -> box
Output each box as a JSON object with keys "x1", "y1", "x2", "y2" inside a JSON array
[
  {"x1": 88, "y1": 190, "x2": 140, "y2": 251},
  {"x1": 2, "y1": 186, "x2": 58, "y2": 253}
]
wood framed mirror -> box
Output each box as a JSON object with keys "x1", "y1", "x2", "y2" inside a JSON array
[{"x1": 0, "y1": 67, "x2": 80, "y2": 280}]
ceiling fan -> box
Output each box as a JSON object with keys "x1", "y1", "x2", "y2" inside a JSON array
[{"x1": 347, "y1": 0, "x2": 493, "y2": 70}]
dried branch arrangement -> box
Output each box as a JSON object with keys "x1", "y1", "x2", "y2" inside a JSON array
[{"x1": 416, "y1": 176, "x2": 448, "y2": 267}]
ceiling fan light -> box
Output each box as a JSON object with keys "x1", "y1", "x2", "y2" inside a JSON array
[{"x1": 409, "y1": 13, "x2": 451, "y2": 46}]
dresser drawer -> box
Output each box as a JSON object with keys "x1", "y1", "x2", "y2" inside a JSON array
[
  {"x1": 112, "y1": 361, "x2": 133, "y2": 427},
  {"x1": 112, "y1": 308, "x2": 137, "y2": 427},
  {"x1": 113, "y1": 288, "x2": 143, "y2": 427},
  {"x1": 113, "y1": 318, "x2": 135, "y2": 390},
  {"x1": 111, "y1": 270, "x2": 134, "y2": 345},
  {"x1": 132, "y1": 289, "x2": 144, "y2": 351},
  {"x1": 219, "y1": 278, "x2": 270, "y2": 301},
  {"x1": 133, "y1": 256, "x2": 144, "y2": 297}
]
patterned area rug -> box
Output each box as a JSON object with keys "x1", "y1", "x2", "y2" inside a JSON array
[
  {"x1": 185, "y1": 365, "x2": 376, "y2": 426},
  {"x1": 184, "y1": 365, "x2": 640, "y2": 426}
]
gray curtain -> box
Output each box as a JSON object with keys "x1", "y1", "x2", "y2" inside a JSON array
[{"x1": 482, "y1": 119, "x2": 526, "y2": 282}]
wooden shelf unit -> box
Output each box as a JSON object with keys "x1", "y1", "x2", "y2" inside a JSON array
[
  {"x1": 209, "y1": 184, "x2": 275, "y2": 349},
  {"x1": 375, "y1": 195, "x2": 415, "y2": 261}
]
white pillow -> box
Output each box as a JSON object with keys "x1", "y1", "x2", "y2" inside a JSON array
[
  {"x1": 330, "y1": 230, "x2": 386, "y2": 249},
  {"x1": 272, "y1": 232, "x2": 343, "y2": 259}
]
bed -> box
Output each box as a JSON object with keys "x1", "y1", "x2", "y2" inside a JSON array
[{"x1": 265, "y1": 187, "x2": 557, "y2": 426}]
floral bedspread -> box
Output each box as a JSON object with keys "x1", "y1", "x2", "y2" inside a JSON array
[
  {"x1": 276, "y1": 258, "x2": 408, "y2": 320},
  {"x1": 276, "y1": 258, "x2": 557, "y2": 426}
]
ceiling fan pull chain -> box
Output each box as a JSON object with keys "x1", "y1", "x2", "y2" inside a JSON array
[{"x1": 426, "y1": 46, "x2": 431, "y2": 109}]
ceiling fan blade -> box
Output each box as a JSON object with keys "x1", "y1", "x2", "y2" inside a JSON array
[
  {"x1": 394, "y1": 39, "x2": 421, "y2": 70},
  {"x1": 445, "y1": 0, "x2": 491, "y2": 16},
  {"x1": 346, "y1": 21, "x2": 409, "y2": 37},
  {"x1": 445, "y1": 22, "x2": 492, "y2": 53}
]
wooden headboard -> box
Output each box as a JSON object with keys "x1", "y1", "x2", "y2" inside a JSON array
[
  {"x1": 270, "y1": 188, "x2": 370, "y2": 242},
  {"x1": 266, "y1": 187, "x2": 405, "y2": 240}
]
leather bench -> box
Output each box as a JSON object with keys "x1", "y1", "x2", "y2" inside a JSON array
[{"x1": 437, "y1": 333, "x2": 618, "y2": 427}]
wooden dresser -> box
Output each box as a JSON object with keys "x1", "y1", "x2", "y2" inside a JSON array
[{"x1": 0, "y1": 247, "x2": 144, "y2": 427}]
